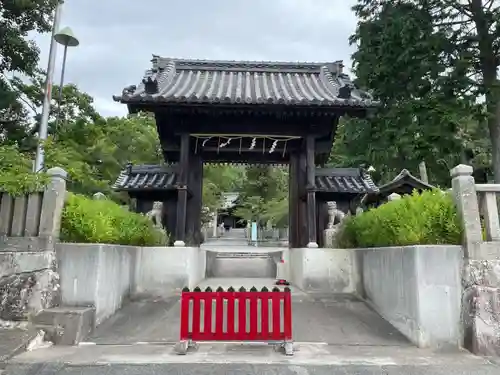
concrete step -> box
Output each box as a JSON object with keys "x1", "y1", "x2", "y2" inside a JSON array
[
  {"x1": 31, "y1": 306, "x2": 95, "y2": 345},
  {"x1": 215, "y1": 252, "x2": 271, "y2": 258}
]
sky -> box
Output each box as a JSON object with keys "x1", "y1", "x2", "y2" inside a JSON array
[{"x1": 32, "y1": 0, "x2": 358, "y2": 117}]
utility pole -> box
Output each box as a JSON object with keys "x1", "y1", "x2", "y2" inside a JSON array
[{"x1": 33, "y1": 1, "x2": 64, "y2": 172}]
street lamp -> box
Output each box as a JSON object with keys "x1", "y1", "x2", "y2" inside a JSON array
[
  {"x1": 53, "y1": 27, "x2": 79, "y2": 130},
  {"x1": 33, "y1": 1, "x2": 63, "y2": 173}
]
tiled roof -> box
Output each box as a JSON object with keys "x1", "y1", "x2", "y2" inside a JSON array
[
  {"x1": 378, "y1": 169, "x2": 434, "y2": 193},
  {"x1": 113, "y1": 57, "x2": 376, "y2": 107},
  {"x1": 113, "y1": 164, "x2": 177, "y2": 191},
  {"x1": 315, "y1": 168, "x2": 379, "y2": 194},
  {"x1": 361, "y1": 169, "x2": 435, "y2": 206}
]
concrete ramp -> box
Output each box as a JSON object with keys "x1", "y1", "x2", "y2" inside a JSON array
[{"x1": 84, "y1": 285, "x2": 410, "y2": 347}]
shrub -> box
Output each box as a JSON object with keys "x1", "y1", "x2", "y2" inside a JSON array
[
  {"x1": 61, "y1": 193, "x2": 167, "y2": 246},
  {"x1": 0, "y1": 145, "x2": 48, "y2": 195},
  {"x1": 335, "y1": 190, "x2": 463, "y2": 248}
]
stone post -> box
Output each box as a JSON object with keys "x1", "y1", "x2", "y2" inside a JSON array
[
  {"x1": 39, "y1": 167, "x2": 68, "y2": 240},
  {"x1": 450, "y1": 164, "x2": 483, "y2": 259},
  {"x1": 450, "y1": 164, "x2": 500, "y2": 356}
]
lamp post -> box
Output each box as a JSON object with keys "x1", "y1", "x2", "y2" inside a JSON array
[
  {"x1": 33, "y1": 1, "x2": 64, "y2": 173},
  {"x1": 53, "y1": 27, "x2": 79, "y2": 131}
]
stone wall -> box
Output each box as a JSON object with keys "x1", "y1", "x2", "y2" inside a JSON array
[
  {"x1": 0, "y1": 168, "x2": 66, "y2": 321},
  {"x1": 451, "y1": 164, "x2": 500, "y2": 356}
]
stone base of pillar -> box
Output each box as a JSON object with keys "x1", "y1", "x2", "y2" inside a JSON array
[
  {"x1": 306, "y1": 242, "x2": 318, "y2": 248},
  {"x1": 463, "y1": 259, "x2": 500, "y2": 356},
  {"x1": 174, "y1": 240, "x2": 185, "y2": 247},
  {"x1": 323, "y1": 228, "x2": 339, "y2": 248}
]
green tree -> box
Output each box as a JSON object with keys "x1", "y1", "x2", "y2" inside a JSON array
[
  {"x1": 236, "y1": 166, "x2": 288, "y2": 227},
  {"x1": 343, "y1": 0, "x2": 497, "y2": 184},
  {"x1": 1, "y1": 0, "x2": 59, "y2": 145},
  {"x1": 202, "y1": 165, "x2": 245, "y2": 216}
]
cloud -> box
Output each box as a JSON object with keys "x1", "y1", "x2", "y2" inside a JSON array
[{"x1": 32, "y1": 0, "x2": 357, "y2": 117}]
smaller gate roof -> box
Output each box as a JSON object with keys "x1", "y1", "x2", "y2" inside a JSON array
[
  {"x1": 362, "y1": 169, "x2": 435, "y2": 206},
  {"x1": 314, "y1": 168, "x2": 379, "y2": 197},
  {"x1": 113, "y1": 57, "x2": 376, "y2": 108},
  {"x1": 113, "y1": 164, "x2": 177, "y2": 192}
]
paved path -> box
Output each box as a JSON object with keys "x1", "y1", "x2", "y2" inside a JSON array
[{"x1": 4, "y1": 343, "x2": 500, "y2": 374}]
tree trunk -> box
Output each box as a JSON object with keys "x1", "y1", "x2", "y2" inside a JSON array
[
  {"x1": 470, "y1": 0, "x2": 500, "y2": 181},
  {"x1": 489, "y1": 105, "x2": 500, "y2": 183}
]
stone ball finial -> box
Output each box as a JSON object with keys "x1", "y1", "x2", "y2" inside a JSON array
[
  {"x1": 450, "y1": 164, "x2": 473, "y2": 178},
  {"x1": 46, "y1": 167, "x2": 67, "y2": 180}
]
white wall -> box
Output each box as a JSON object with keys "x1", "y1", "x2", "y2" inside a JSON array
[
  {"x1": 56, "y1": 243, "x2": 135, "y2": 325},
  {"x1": 56, "y1": 244, "x2": 206, "y2": 325},
  {"x1": 289, "y1": 248, "x2": 358, "y2": 293},
  {"x1": 134, "y1": 246, "x2": 205, "y2": 295},
  {"x1": 288, "y1": 245, "x2": 464, "y2": 349},
  {"x1": 360, "y1": 245, "x2": 463, "y2": 349}
]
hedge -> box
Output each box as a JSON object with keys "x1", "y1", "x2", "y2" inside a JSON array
[
  {"x1": 335, "y1": 190, "x2": 463, "y2": 248},
  {"x1": 60, "y1": 193, "x2": 167, "y2": 246}
]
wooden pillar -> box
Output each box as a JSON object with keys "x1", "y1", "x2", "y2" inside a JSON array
[
  {"x1": 305, "y1": 135, "x2": 318, "y2": 248},
  {"x1": 175, "y1": 133, "x2": 189, "y2": 246},
  {"x1": 288, "y1": 154, "x2": 298, "y2": 248},
  {"x1": 162, "y1": 199, "x2": 177, "y2": 246},
  {"x1": 297, "y1": 150, "x2": 308, "y2": 247},
  {"x1": 317, "y1": 200, "x2": 328, "y2": 248},
  {"x1": 186, "y1": 153, "x2": 203, "y2": 246}
]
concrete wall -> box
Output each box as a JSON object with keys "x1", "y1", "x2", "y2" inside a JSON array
[
  {"x1": 288, "y1": 244, "x2": 463, "y2": 349},
  {"x1": 288, "y1": 248, "x2": 358, "y2": 293},
  {"x1": 56, "y1": 243, "x2": 206, "y2": 325},
  {"x1": 359, "y1": 245, "x2": 463, "y2": 349},
  {"x1": 134, "y1": 246, "x2": 205, "y2": 295},
  {"x1": 56, "y1": 243, "x2": 135, "y2": 325}
]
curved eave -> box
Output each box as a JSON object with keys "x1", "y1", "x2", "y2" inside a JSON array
[{"x1": 112, "y1": 94, "x2": 379, "y2": 109}]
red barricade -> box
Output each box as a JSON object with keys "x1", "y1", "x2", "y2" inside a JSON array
[{"x1": 176, "y1": 286, "x2": 293, "y2": 355}]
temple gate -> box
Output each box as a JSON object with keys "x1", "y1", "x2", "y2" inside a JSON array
[{"x1": 112, "y1": 57, "x2": 376, "y2": 247}]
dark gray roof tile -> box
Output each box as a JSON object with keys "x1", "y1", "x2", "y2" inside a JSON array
[
  {"x1": 315, "y1": 168, "x2": 378, "y2": 194},
  {"x1": 113, "y1": 164, "x2": 177, "y2": 191},
  {"x1": 113, "y1": 57, "x2": 376, "y2": 107}
]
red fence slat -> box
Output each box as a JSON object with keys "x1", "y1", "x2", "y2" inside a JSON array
[
  {"x1": 271, "y1": 293, "x2": 281, "y2": 340},
  {"x1": 248, "y1": 293, "x2": 259, "y2": 340},
  {"x1": 215, "y1": 292, "x2": 224, "y2": 339},
  {"x1": 227, "y1": 293, "x2": 235, "y2": 339},
  {"x1": 203, "y1": 295, "x2": 212, "y2": 339},
  {"x1": 237, "y1": 293, "x2": 247, "y2": 341},
  {"x1": 180, "y1": 291, "x2": 190, "y2": 340},
  {"x1": 260, "y1": 294, "x2": 269, "y2": 340},
  {"x1": 283, "y1": 290, "x2": 292, "y2": 341}
]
